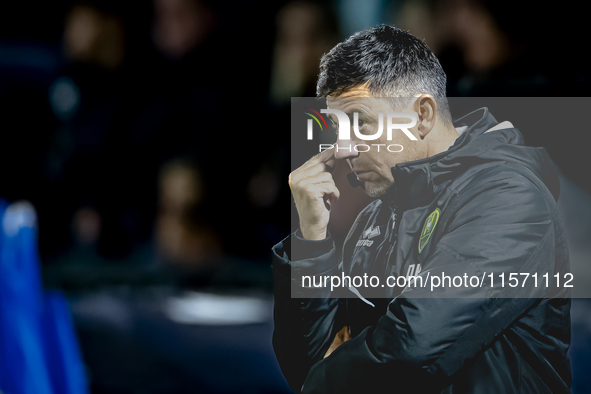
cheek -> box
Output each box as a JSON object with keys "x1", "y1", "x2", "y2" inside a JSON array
[
  {"x1": 398, "y1": 141, "x2": 421, "y2": 161},
  {"x1": 369, "y1": 153, "x2": 394, "y2": 180},
  {"x1": 379, "y1": 142, "x2": 419, "y2": 173},
  {"x1": 363, "y1": 137, "x2": 419, "y2": 176}
]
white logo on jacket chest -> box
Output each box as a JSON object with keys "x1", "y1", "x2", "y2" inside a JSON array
[{"x1": 356, "y1": 226, "x2": 380, "y2": 247}]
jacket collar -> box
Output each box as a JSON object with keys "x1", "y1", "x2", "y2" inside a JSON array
[{"x1": 379, "y1": 107, "x2": 499, "y2": 209}]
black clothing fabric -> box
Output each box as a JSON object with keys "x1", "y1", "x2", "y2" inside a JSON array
[{"x1": 272, "y1": 108, "x2": 571, "y2": 393}]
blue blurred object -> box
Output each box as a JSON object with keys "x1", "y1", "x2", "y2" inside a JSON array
[
  {"x1": 570, "y1": 298, "x2": 591, "y2": 394},
  {"x1": 0, "y1": 199, "x2": 88, "y2": 394},
  {"x1": 42, "y1": 291, "x2": 88, "y2": 394}
]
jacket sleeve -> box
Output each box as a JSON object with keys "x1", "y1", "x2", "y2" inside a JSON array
[
  {"x1": 300, "y1": 171, "x2": 568, "y2": 393},
  {"x1": 272, "y1": 229, "x2": 345, "y2": 393}
]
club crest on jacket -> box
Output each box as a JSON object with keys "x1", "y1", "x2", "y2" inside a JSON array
[{"x1": 418, "y1": 208, "x2": 440, "y2": 254}]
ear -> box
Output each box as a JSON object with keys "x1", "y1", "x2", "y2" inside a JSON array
[{"x1": 413, "y1": 94, "x2": 437, "y2": 140}]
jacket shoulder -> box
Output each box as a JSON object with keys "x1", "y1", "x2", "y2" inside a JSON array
[{"x1": 448, "y1": 161, "x2": 557, "y2": 212}]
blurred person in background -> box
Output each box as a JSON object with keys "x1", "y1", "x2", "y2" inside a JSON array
[
  {"x1": 123, "y1": 156, "x2": 272, "y2": 290},
  {"x1": 270, "y1": 1, "x2": 340, "y2": 105},
  {"x1": 63, "y1": 2, "x2": 125, "y2": 70},
  {"x1": 152, "y1": 158, "x2": 223, "y2": 278},
  {"x1": 152, "y1": 0, "x2": 217, "y2": 60},
  {"x1": 57, "y1": 204, "x2": 106, "y2": 268}
]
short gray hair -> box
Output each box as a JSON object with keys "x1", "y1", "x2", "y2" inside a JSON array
[{"x1": 317, "y1": 25, "x2": 452, "y2": 126}]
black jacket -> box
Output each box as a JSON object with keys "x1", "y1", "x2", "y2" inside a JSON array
[{"x1": 272, "y1": 108, "x2": 571, "y2": 393}]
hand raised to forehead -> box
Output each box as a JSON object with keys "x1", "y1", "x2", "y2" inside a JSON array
[{"x1": 289, "y1": 145, "x2": 339, "y2": 240}]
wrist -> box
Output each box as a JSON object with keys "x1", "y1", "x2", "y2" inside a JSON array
[{"x1": 300, "y1": 224, "x2": 327, "y2": 240}]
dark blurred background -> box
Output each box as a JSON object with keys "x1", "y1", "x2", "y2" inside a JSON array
[{"x1": 0, "y1": 0, "x2": 590, "y2": 393}]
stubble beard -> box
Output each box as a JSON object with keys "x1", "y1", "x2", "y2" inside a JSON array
[{"x1": 363, "y1": 179, "x2": 393, "y2": 198}]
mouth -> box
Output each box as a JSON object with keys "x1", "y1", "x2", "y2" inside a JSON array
[
  {"x1": 348, "y1": 160, "x2": 372, "y2": 179},
  {"x1": 353, "y1": 170, "x2": 373, "y2": 181}
]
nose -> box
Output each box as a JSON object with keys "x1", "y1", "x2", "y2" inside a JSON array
[{"x1": 334, "y1": 135, "x2": 360, "y2": 161}]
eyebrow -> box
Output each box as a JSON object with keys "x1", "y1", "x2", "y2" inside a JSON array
[{"x1": 326, "y1": 110, "x2": 371, "y2": 124}]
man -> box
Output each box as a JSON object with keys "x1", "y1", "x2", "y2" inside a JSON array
[{"x1": 272, "y1": 25, "x2": 571, "y2": 393}]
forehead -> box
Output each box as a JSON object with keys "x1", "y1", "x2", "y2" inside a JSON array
[
  {"x1": 326, "y1": 84, "x2": 372, "y2": 107},
  {"x1": 326, "y1": 94, "x2": 391, "y2": 116},
  {"x1": 326, "y1": 83, "x2": 372, "y2": 110},
  {"x1": 332, "y1": 83, "x2": 373, "y2": 98},
  {"x1": 325, "y1": 83, "x2": 405, "y2": 114}
]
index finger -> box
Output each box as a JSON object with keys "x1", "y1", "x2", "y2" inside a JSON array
[{"x1": 308, "y1": 144, "x2": 336, "y2": 165}]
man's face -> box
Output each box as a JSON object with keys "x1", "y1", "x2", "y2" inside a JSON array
[{"x1": 326, "y1": 86, "x2": 427, "y2": 197}]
